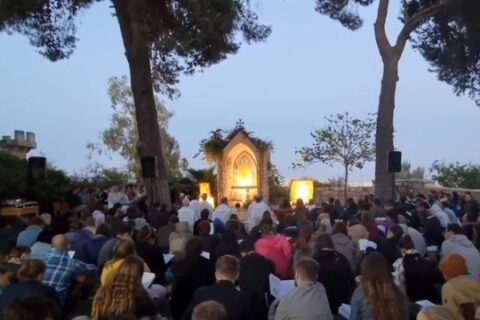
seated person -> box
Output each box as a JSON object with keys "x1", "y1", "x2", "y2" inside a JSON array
[
  {"x1": 274, "y1": 258, "x2": 333, "y2": 320},
  {"x1": 192, "y1": 300, "x2": 227, "y2": 320},
  {"x1": 183, "y1": 255, "x2": 250, "y2": 320}
]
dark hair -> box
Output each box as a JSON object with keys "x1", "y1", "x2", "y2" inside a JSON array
[
  {"x1": 239, "y1": 240, "x2": 254, "y2": 253},
  {"x1": 447, "y1": 223, "x2": 463, "y2": 235},
  {"x1": 398, "y1": 235, "x2": 415, "y2": 250},
  {"x1": 220, "y1": 230, "x2": 237, "y2": 244},
  {"x1": 185, "y1": 237, "x2": 203, "y2": 259},
  {"x1": 386, "y1": 209, "x2": 399, "y2": 224},
  {"x1": 296, "y1": 220, "x2": 313, "y2": 254},
  {"x1": 96, "y1": 224, "x2": 111, "y2": 237},
  {"x1": 315, "y1": 234, "x2": 334, "y2": 251},
  {"x1": 136, "y1": 226, "x2": 154, "y2": 242},
  {"x1": 17, "y1": 259, "x2": 46, "y2": 282},
  {"x1": 169, "y1": 215, "x2": 179, "y2": 224},
  {"x1": 389, "y1": 225, "x2": 404, "y2": 238},
  {"x1": 417, "y1": 201, "x2": 430, "y2": 210},
  {"x1": 198, "y1": 220, "x2": 211, "y2": 236},
  {"x1": 3, "y1": 296, "x2": 61, "y2": 320},
  {"x1": 348, "y1": 218, "x2": 361, "y2": 227},
  {"x1": 259, "y1": 218, "x2": 274, "y2": 235},
  {"x1": 200, "y1": 209, "x2": 210, "y2": 219},
  {"x1": 111, "y1": 239, "x2": 135, "y2": 261},
  {"x1": 36, "y1": 229, "x2": 55, "y2": 244},
  {"x1": 332, "y1": 221, "x2": 348, "y2": 235},
  {"x1": 116, "y1": 223, "x2": 132, "y2": 237},
  {"x1": 9, "y1": 246, "x2": 31, "y2": 258},
  {"x1": 69, "y1": 219, "x2": 83, "y2": 230}
]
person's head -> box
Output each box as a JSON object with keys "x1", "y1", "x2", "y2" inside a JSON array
[
  {"x1": 201, "y1": 193, "x2": 208, "y2": 201},
  {"x1": 3, "y1": 295, "x2": 61, "y2": 320},
  {"x1": 136, "y1": 226, "x2": 154, "y2": 243},
  {"x1": 182, "y1": 197, "x2": 190, "y2": 207},
  {"x1": 359, "y1": 252, "x2": 405, "y2": 320},
  {"x1": 200, "y1": 208, "x2": 210, "y2": 220},
  {"x1": 51, "y1": 234, "x2": 69, "y2": 251},
  {"x1": 215, "y1": 255, "x2": 239, "y2": 283},
  {"x1": 348, "y1": 218, "x2": 361, "y2": 227},
  {"x1": 96, "y1": 224, "x2": 111, "y2": 237},
  {"x1": 168, "y1": 214, "x2": 179, "y2": 225},
  {"x1": 332, "y1": 221, "x2": 348, "y2": 235},
  {"x1": 417, "y1": 201, "x2": 430, "y2": 214},
  {"x1": 445, "y1": 223, "x2": 462, "y2": 240},
  {"x1": 85, "y1": 216, "x2": 96, "y2": 228},
  {"x1": 185, "y1": 237, "x2": 203, "y2": 259},
  {"x1": 439, "y1": 253, "x2": 468, "y2": 280},
  {"x1": 198, "y1": 220, "x2": 211, "y2": 236},
  {"x1": 0, "y1": 265, "x2": 9, "y2": 288},
  {"x1": 91, "y1": 256, "x2": 145, "y2": 320},
  {"x1": 192, "y1": 300, "x2": 227, "y2": 320},
  {"x1": 259, "y1": 218, "x2": 274, "y2": 235},
  {"x1": 416, "y1": 306, "x2": 456, "y2": 320},
  {"x1": 387, "y1": 225, "x2": 403, "y2": 239},
  {"x1": 296, "y1": 198, "x2": 304, "y2": 208},
  {"x1": 36, "y1": 229, "x2": 54, "y2": 244},
  {"x1": 220, "y1": 230, "x2": 237, "y2": 243},
  {"x1": 69, "y1": 219, "x2": 83, "y2": 231},
  {"x1": 239, "y1": 240, "x2": 254, "y2": 256},
  {"x1": 386, "y1": 208, "x2": 399, "y2": 224},
  {"x1": 314, "y1": 233, "x2": 334, "y2": 251},
  {"x1": 220, "y1": 197, "x2": 228, "y2": 205},
  {"x1": 398, "y1": 235, "x2": 415, "y2": 255},
  {"x1": 116, "y1": 223, "x2": 133, "y2": 240},
  {"x1": 17, "y1": 259, "x2": 46, "y2": 283},
  {"x1": 294, "y1": 258, "x2": 318, "y2": 286},
  {"x1": 9, "y1": 246, "x2": 31, "y2": 261},
  {"x1": 112, "y1": 239, "x2": 136, "y2": 261},
  {"x1": 254, "y1": 195, "x2": 263, "y2": 203}
]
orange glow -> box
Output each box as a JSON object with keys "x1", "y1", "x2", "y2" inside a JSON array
[
  {"x1": 199, "y1": 182, "x2": 215, "y2": 208},
  {"x1": 290, "y1": 180, "x2": 314, "y2": 204}
]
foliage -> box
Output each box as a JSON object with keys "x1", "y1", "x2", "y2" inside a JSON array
[
  {"x1": 269, "y1": 163, "x2": 288, "y2": 204},
  {"x1": 430, "y1": 161, "x2": 480, "y2": 189},
  {"x1": 0, "y1": 151, "x2": 71, "y2": 210},
  {"x1": 87, "y1": 76, "x2": 181, "y2": 179},
  {"x1": 397, "y1": 161, "x2": 425, "y2": 180},
  {"x1": 295, "y1": 112, "x2": 375, "y2": 199},
  {"x1": 70, "y1": 165, "x2": 131, "y2": 190},
  {"x1": 197, "y1": 120, "x2": 273, "y2": 163},
  {"x1": 315, "y1": 0, "x2": 480, "y2": 105},
  {"x1": 0, "y1": 0, "x2": 271, "y2": 97}
]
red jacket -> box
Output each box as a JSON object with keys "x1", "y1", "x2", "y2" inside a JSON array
[{"x1": 255, "y1": 234, "x2": 292, "y2": 279}]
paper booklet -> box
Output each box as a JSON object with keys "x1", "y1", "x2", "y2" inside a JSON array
[
  {"x1": 338, "y1": 304, "x2": 351, "y2": 319},
  {"x1": 141, "y1": 272, "x2": 156, "y2": 288},
  {"x1": 268, "y1": 273, "x2": 295, "y2": 299}
]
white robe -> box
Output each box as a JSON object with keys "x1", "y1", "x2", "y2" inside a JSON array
[
  {"x1": 213, "y1": 204, "x2": 235, "y2": 224},
  {"x1": 247, "y1": 201, "x2": 271, "y2": 230},
  {"x1": 178, "y1": 206, "x2": 195, "y2": 231}
]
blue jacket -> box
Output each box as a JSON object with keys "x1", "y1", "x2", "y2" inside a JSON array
[{"x1": 16, "y1": 225, "x2": 42, "y2": 247}]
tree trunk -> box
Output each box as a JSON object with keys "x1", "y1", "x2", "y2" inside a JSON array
[
  {"x1": 112, "y1": 0, "x2": 171, "y2": 206},
  {"x1": 344, "y1": 165, "x2": 349, "y2": 203},
  {"x1": 374, "y1": 60, "x2": 398, "y2": 201}
]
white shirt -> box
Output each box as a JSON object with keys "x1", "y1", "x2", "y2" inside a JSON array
[
  {"x1": 247, "y1": 201, "x2": 271, "y2": 230},
  {"x1": 107, "y1": 192, "x2": 130, "y2": 209},
  {"x1": 92, "y1": 210, "x2": 105, "y2": 227},
  {"x1": 191, "y1": 200, "x2": 213, "y2": 221},
  {"x1": 213, "y1": 204, "x2": 235, "y2": 224},
  {"x1": 178, "y1": 206, "x2": 195, "y2": 232}
]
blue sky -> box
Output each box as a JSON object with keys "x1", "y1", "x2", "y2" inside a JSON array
[{"x1": 1, "y1": 1, "x2": 479, "y2": 182}]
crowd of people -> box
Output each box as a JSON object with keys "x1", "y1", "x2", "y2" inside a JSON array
[{"x1": 0, "y1": 186, "x2": 479, "y2": 320}]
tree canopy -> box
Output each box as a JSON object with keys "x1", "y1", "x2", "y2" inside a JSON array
[{"x1": 430, "y1": 160, "x2": 480, "y2": 189}]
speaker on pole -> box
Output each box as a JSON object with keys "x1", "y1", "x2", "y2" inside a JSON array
[
  {"x1": 388, "y1": 151, "x2": 402, "y2": 173},
  {"x1": 28, "y1": 157, "x2": 47, "y2": 180},
  {"x1": 141, "y1": 156, "x2": 157, "y2": 178}
]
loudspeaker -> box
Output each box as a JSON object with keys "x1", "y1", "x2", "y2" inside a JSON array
[
  {"x1": 388, "y1": 151, "x2": 402, "y2": 172},
  {"x1": 141, "y1": 156, "x2": 157, "y2": 178},
  {"x1": 28, "y1": 157, "x2": 46, "y2": 180}
]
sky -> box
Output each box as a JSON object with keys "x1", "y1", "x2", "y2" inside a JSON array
[{"x1": 1, "y1": 1, "x2": 479, "y2": 183}]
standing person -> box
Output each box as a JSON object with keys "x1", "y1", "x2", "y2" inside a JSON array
[
  {"x1": 350, "y1": 252, "x2": 409, "y2": 320},
  {"x1": 0, "y1": 259, "x2": 60, "y2": 311},
  {"x1": 91, "y1": 256, "x2": 156, "y2": 320},
  {"x1": 439, "y1": 253, "x2": 480, "y2": 320},
  {"x1": 183, "y1": 255, "x2": 250, "y2": 320},
  {"x1": 189, "y1": 193, "x2": 203, "y2": 222},
  {"x1": 43, "y1": 235, "x2": 97, "y2": 304},
  {"x1": 255, "y1": 219, "x2": 292, "y2": 279},
  {"x1": 418, "y1": 202, "x2": 444, "y2": 248},
  {"x1": 274, "y1": 258, "x2": 333, "y2": 320},
  {"x1": 313, "y1": 234, "x2": 354, "y2": 315},
  {"x1": 248, "y1": 195, "x2": 271, "y2": 231},
  {"x1": 178, "y1": 198, "x2": 196, "y2": 232},
  {"x1": 238, "y1": 240, "x2": 274, "y2": 320},
  {"x1": 16, "y1": 217, "x2": 43, "y2": 247},
  {"x1": 170, "y1": 237, "x2": 215, "y2": 320},
  {"x1": 441, "y1": 224, "x2": 480, "y2": 279},
  {"x1": 213, "y1": 198, "x2": 235, "y2": 225}
]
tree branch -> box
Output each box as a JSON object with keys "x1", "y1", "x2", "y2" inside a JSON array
[
  {"x1": 374, "y1": 0, "x2": 393, "y2": 59},
  {"x1": 394, "y1": 0, "x2": 452, "y2": 55}
]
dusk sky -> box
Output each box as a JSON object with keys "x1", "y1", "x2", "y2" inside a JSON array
[{"x1": 1, "y1": 1, "x2": 479, "y2": 183}]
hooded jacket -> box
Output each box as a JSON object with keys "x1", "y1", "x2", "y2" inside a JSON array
[
  {"x1": 441, "y1": 235, "x2": 480, "y2": 279},
  {"x1": 255, "y1": 234, "x2": 292, "y2": 279},
  {"x1": 331, "y1": 233, "x2": 356, "y2": 268}
]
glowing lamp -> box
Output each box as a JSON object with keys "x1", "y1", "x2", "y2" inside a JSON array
[
  {"x1": 199, "y1": 182, "x2": 215, "y2": 208},
  {"x1": 290, "y1": 179, "x2": 314, "y2": 204}
]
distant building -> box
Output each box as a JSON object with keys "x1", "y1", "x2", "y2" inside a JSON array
[{"x1": 0, "y1": 130, "x2": 37, "y2": 159}]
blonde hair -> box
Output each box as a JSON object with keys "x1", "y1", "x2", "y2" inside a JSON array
[
  {"x1": 420, "y1": 306, "x2": 456, "y2": 320},
  {"x1": 91, "y1": 256, "x2": 147, "y2": 320}
]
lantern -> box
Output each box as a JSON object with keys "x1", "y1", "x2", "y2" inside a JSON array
[{"x1": 290, "y1": 179, "x2": 314, "y2": 204}]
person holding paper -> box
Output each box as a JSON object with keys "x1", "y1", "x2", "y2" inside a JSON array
[
  {"x1": 350, "y1": 252, "x2": 409, "y2": 320},
  {"x1": 182, "y1": 255, "x2": 250, "y2": 320},
  {"x1": 274, "y1": 258, "x2": 333, "y2": 320}
]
